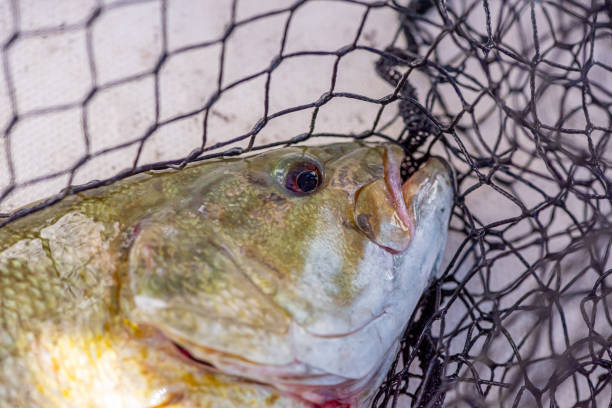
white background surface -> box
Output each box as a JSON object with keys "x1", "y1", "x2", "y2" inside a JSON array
[{"x1": 0, "y1": 0, "x2": 405, "y2": 212}]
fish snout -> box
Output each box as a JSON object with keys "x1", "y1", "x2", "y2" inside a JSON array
[
  {"x1": 353, "y1": 178, "x2": 412, "y2": 253},
  {"x1": 402, "y1": 156, "x2": 454, "y2": 227},
  {"x1": 354, "y1": 148, "x2": 453, "y2": 254},
  {"x1": 353, "y1": 146, "x2": 411, "y2": 253}
]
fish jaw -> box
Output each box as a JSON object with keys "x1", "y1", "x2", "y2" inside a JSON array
[{"x1": 154, "y1": 330, "x2": 395, "y2": 407}]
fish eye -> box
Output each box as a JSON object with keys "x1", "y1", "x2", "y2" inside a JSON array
[{"x1": 284, "y1": 160, "x2": 323, "y2": 195}]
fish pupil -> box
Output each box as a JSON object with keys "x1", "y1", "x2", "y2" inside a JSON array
[
  {"x1": 284, "y1": 160, "x2": 322, "y2": 194},
  {"x1": 296, "y1": 171, "x2": 318, "y2": 192}
]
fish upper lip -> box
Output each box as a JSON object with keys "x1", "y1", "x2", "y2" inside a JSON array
[
  {"x1": 382, "y1": 147, "x2": 412, "y2": 230},
  {"x1": 352, "y1": 146, "x2": 413, "y2": 254}
]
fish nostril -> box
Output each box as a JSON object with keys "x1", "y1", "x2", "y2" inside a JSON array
[{"x1": 356, "y1": 214, "x2": 373, "y2": 236}]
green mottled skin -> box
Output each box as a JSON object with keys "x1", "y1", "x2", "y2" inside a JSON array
[{"x1": 0, "y1": 143, "x2": 453, "y2": 408}]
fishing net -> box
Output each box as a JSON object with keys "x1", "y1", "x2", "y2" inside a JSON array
[{"x1": 1, "y1": 0, "x2": 610, "y2": 407}]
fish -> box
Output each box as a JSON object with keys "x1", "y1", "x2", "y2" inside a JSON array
[{"x1": 0, "y1": 142, "x2": 453, "y2": 407}]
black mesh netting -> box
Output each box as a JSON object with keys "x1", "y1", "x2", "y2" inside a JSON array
[{"x1": 1, "y1": 0, "x2": 611, "y2": 407}]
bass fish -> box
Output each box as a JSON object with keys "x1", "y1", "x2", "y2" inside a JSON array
[{"x1": 0, "y1": 143, "x2": 453, "y2": 407}]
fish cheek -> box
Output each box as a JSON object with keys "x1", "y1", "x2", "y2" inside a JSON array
[
  {"x1": 271, "y1": 191, "x2": 368, "y2": 315},
  {"x1": 122, "y1": 216, "x2": 293, "y2": 364}
]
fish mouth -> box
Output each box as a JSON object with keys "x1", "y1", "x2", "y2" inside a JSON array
[
  {"x1": 172, "y1": 341, "x2": 216, "y2": 368},
  {"x1": 353, "y1": 146, "x2": 414, "y2": 254},
  {"x1": 153, "y1": 312, "x2": 387, "y2": 406},
  {"x1": 163, "y1": 311, "x2": 385, "y2": 368},
  {"x1": 354, "y1": 146, "x2": 454, "y2": 254},
  {"x1": 166, "y1": 335, "x2": 364, "y2": 406},
  {"x1": 382, "y1": 147, "x2": 455, "y2": 226}
]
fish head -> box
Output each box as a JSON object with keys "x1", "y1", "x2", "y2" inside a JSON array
[{"x1": 123, "y1": 142, "x2": 454, "y2": 404}]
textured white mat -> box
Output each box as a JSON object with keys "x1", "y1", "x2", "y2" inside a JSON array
[{"x1": 0, "y1": 0, "x2": 404, "y2": 212}]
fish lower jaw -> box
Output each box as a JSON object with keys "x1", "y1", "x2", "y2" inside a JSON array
[{"x1": 165, "y1": 335, "x2": 382, "y2": 407}]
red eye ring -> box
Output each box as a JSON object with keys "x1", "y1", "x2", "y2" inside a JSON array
[{"x1": 284, "y1": 161, "x2": 323, "y2": 195}]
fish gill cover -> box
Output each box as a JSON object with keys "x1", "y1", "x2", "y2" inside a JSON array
[{"x1": 0, "y1": 0, "x2": 610, "y2": 406}]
